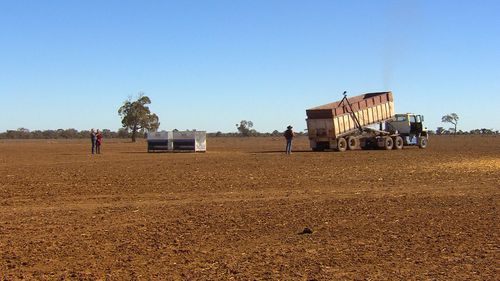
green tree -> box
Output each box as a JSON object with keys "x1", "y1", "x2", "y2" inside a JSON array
[
  {"x1": 441, "y1": 113, "x2": 459, "y2": 135},
  {"x1": 118, "y1": 94, "x2": 160, "y2": 142},
  {"x1": 480, "y1": 128, "x2": 494, "y2": 134},
  {"x1": 236, "y1": 120, "x2": 255, "y2": 137},
  {"x1": 436, "y1": 127, "x2": 446, "y2": 135},
  {"x1": 61, "y1": 128, "x2": 78, "y2": 139},
  {"x1": 117, "y1": 128, "x2": 130, "y2": 138},
  {"x1": 102, "y1": 129, "x2": 112, "y2": 138}
]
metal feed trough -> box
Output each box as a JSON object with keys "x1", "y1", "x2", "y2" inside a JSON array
[{"x1": 147, "y1": 131, "x2": 206, "y2": 152}]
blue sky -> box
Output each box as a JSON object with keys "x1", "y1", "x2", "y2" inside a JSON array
[{"x1": 0, "y1": 0, "x2": 499, "y2": 133}]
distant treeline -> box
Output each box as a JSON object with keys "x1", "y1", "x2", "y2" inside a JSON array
[
  {"x1": 208, "y1": 130, "x2": 307, "y2": 138},
  {"x1": 0, "y1": 128, "x2": 307, "y2": 139},
  {"x1": 0, "y1": 128, "x2": 131, "y2": 139},
  {"x1": 429, "y1": 127, "x2": 499, "y2": 135},
  {"x1": 2, "y1": 127, "x2": 497, "y2": 139}
]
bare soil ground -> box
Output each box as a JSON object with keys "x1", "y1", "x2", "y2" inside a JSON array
[{"x1": 1, "y1": 136, "x2": 499, "y2": 280}]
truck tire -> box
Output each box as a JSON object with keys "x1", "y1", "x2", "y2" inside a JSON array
[
  {"x1": 384, "y1": 137, "x2": 394, "y2": 150},
  {"x1": 337, "y1": 137, "x2": 347, "y2": 152},
  {"x1": 393, "y1": 136, "x2": 404, "y2": 150},
  {"x1": 347, "y1": 136, "x2": 359, "y2": 150},
  {"x1": 418, "y1": 136, "x2": 428, "y2": 149}
]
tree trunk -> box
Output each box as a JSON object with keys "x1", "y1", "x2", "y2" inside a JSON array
[{"x1": 131, "y1": 125, "x2": 137, "y2": 142}]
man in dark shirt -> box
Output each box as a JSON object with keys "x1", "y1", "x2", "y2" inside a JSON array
[
  {"x1": 90, "y1": 129, "x2": 97, "y2": 154},
  {"x1": 284, "y1": 125, "x2": 295, "y2": 155}
]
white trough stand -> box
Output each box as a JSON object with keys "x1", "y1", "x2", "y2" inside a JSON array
[{"x1": 147, "y1": 131, "x2": 206, "y2": 152}]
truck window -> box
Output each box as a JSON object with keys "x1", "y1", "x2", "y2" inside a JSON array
[
  {"x1": 415, "y1": 115, "x2": 421, "y2": 123},
  {"x1": 396, "y1": 116, "x2": 407, "y2": 122},
  {"x1": 410, "y1": 115, "x2": 416, "y2": 123}
]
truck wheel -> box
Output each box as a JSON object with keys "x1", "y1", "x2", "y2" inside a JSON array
[
  {"x1": 418, "y1": 136, "x2": 428, "y2": 149},
  {"x1": 347, "y1": 136, "x2": 359, "y2": 150},
  {"x1": 337, "y1": 138, "x2": 347, "y2": 152},
  {"x1": 393, "y1": 136, "x2": 404, "y2": 149},
  {"x1": 384, "y1": 137, "x2": 394, "y2": 150}
]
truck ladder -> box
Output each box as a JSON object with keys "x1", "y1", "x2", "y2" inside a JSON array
[{"x1": 340, "y1": 91, "x2": 363, "y2": 133}]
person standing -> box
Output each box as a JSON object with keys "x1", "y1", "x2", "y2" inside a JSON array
[
  {"x1": 284, "y1": 125, "x2": 295, "y2": 155},
  {"x1": 90, "y1": 129, "x2": 97, "y2": 154},
  {"x1": 95, "y1": 129, "x2": 103, "y2": 154}
]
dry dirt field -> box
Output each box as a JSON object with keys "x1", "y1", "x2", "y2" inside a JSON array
[{"x1": 1, "y1": 136, "x2": 499, "y2": 280}]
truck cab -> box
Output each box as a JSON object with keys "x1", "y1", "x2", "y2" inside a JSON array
[{"x1": 386, "y1": 114, "x2": 428, "y2": 148}]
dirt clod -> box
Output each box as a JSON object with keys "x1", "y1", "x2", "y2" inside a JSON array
[{"x1": 300, "y1": 227, "x2": 313, "y2": 235}]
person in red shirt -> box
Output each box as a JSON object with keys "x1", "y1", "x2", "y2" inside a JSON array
[{"x1": 95, "y1": 129, "x2": 103, "y2": 154}]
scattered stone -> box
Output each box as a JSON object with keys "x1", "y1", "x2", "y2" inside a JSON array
[{"x1": 299, "y1": 227, "x2": 313, "y2": 235}]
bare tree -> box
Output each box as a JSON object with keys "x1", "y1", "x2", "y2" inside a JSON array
[{"x1": 442, "y1": 113, "x2": 459, "y2": 135}]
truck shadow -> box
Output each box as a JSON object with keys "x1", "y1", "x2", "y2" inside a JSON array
[
  {"x1": 119, "y1": 151, "x2": 202, "y2": 154},
  {"x1": 252, "y1": 150, "x2": 315, "y2": 154}
]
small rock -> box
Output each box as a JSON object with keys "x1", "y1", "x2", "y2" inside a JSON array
[{"x1": 299, "y1": 227, "x2": 313, "y2": 235}]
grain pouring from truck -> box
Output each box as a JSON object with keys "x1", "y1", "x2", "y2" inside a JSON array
[{"x1": 306, "y1": 91, "x2": 428, "y2": 151}]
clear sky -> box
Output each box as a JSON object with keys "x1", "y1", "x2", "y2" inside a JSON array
[{"x1": 1, "y1": 0, "x2": 499, "y2": 133}]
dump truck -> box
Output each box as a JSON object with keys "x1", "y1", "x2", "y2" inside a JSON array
[{"x1": 306, "y1": 91, "x2": 428, "y2": 151}]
